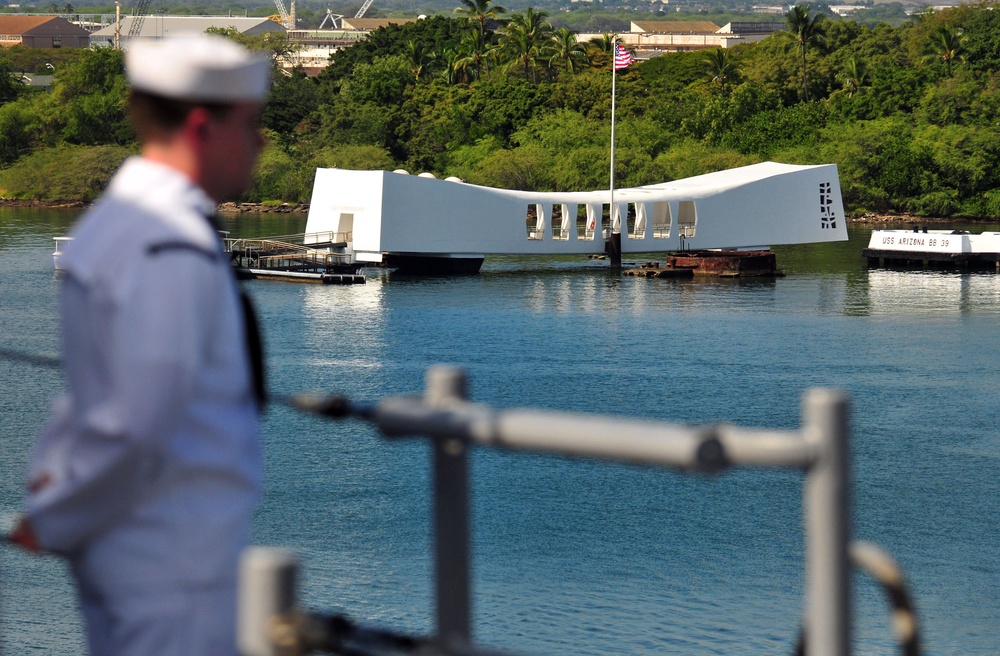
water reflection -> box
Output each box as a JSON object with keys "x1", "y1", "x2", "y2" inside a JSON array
[
  {"x1": 0, "y1": 208, "x2": 78, "y2": 249},
  {"x1": 298, "y1": 278, "x2": 389, "y2": 370},
  {"x1": 864, "y1": 270, "x2": 1000, "y2": 317}
]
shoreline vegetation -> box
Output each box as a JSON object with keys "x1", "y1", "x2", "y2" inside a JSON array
[
  {"x1": 3, "y1": 196, "x2": 992, "y2": 226},
  {"x1": 0, "y1": 197, "x2": 311, "y2": 214}
]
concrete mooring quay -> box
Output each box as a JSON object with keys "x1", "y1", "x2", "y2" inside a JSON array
[
  {"x1": 623, "y1": 250, "x2": 784, "y2": 278},
  {"x1": 863, "y1": 227, "x2": 1000, "y2": 271}
]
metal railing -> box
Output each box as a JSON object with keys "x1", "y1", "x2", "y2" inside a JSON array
[
  {"x1": 239, "y1": 366, "x2": 919, "y2": 656},
  {"x1": 224, "y1": 232, "x2": 351, "y2": 249},
  {"x1": 226, "y1": 237, "x2": 354, "y2": 271}
]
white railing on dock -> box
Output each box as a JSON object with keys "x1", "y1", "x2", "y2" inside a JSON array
[
  {"x1": 239, "y1": 367, "x2": 918, "y2": 656},
  {"x1": 225, "y1": 237, "x2": 353, "y2": 270}
]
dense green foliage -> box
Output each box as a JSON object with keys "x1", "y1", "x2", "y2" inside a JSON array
[{"x1": 6, "y1": 3, "x2": 1000, "y2": 218}]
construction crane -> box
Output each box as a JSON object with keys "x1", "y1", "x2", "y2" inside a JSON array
[
  {"x1": 272, "y1": 0, "x2": 295, "y2": 29},
  {"x1": 318, "y1": 8, "x2": 343, "y2": 29},
  {"x1": 354, "y1": 0, "x2": 374, "y2": 19},
  {"x1": 126, "y1": 0, "x2": 152, "y2": 39},
  {"x1": 314, "y1": 0, "x2": 369, "y2": 29}
]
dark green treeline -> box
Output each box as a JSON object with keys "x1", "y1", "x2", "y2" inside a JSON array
[{"x1": 3, "y1": 3, "x2": 1000, "y2": 218}]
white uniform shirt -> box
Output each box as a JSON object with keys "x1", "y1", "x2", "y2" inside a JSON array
[{"x1": 27, "y1": 157, "x2": 262, "y2": 591}]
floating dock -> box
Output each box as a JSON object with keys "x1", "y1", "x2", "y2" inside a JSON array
[
  {"x1": 624, "y1": 249, "x2": 783, "y2": 278},
  {"x1": 863, "y1": 227, "x2": 1000, "y2": 270},
  {"x1": 237, "y1": 269, "x2": 366, "y2": 284},
  {"x1": 224, "y1": 233, "x2": 366, "y2": 284}
]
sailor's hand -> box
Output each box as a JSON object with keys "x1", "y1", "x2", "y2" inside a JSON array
[{"x1": 9, "y1": 516, "x2": 42, "y2": 553}]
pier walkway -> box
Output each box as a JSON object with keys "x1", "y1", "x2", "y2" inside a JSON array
[{"x1": 224, "y1": 231, "x2": 365, "y2": 284}]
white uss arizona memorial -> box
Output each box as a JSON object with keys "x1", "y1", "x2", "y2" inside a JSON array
[{"x1": 303, "y1": 161, "x2": 847, "y2": 270}]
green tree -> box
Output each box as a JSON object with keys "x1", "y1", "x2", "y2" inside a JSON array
[
  {"x1": 703, "y1": 48, "x2": 738, "y2": 96},
  {"x1": 205, "y1": 27, "x2": 297, "y2": 68},
  {"x1": 738, "y1": 30, "x2": 806, "y2": 106},
  {"x1": 0, "y1": 99, "x2": 40, "y2": 165},
  {"x1": 403, "y1": 39, "x2": 435, "y2": 82},
  {"x1": 922, "y1": 26, "x2": 967, "y2": 77},
  {"x1": 587, "y1": 33, "x2": 615, "y2": 53},
  {"x1": 263, "y1": 69, "x2": 321, "y2": 141},
  {"x1": 454, "y1": 0, "x2": 505, "y2": 37},
  {"x1": 783, "y1": 4, "x2": 827, "y2": 102},
  {"x1": 340, "y1": 54, "x2": 411, "y2": 106},
  {"x1": 653, "y1": 140, "x2": 759, "y2": 182},
  {"x1": 438, "y1": 46, "x2": 462, "y2": 85},
  {"x1": 838, "y1": 56, "x2": 870, "y2": 96},
  {"x1": 0, "y1": 55, "x2": 23, "y2": 105},
  {"x1": 47, "y1": 47, "x2": 130, "y2": 146},
  {"x1": 957, "y1": 3, "x2": 1000, "y2": 72},
  {"x1": 473, "y1": 143, "x2": 553, "y2": 190},
  {"x1": 462, "y1": 77, "x2": 549, "y2": 146},
  {"x1": 455, "y1": 27, "x2": 495, "y2": 81},
  {"x1": 916, "y1": 74, "x2": 979, "y2": 126},
  {"x1": 318, "y1": 16, "x2": 465, "y2": 84},
  {"x1": 311, "y1": 143, "x2": 396, "y2": 172},
  {"x1": 548, "y1": 27, "x2": 589, "y2": 74},
  {"x1": 251, "y1": 133, "x2": 309, "y2": 203},
  {"x1": 812, "y1": 117, "x2": 932, "y2": 212},
  {"x1": 498, "y1": 7, "x2": 553, "y2": 83}
]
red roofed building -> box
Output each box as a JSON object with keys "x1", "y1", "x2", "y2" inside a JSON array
[{"x1": 0, "y1": 16, "x2": 91, "y2": 49}]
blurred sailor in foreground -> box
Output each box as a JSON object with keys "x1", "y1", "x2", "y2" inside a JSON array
[{"x1": 10, "y1": 35, "x2": 269, "y2": 656}]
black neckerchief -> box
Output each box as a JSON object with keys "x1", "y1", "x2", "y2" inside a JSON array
[{"x1": 205, "y1": 212, "x2": 267, "y2": 412}]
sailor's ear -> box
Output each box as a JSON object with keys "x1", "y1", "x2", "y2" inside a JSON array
[{"x1": 182, "y1": 106, "x2": 214, "y2": 147}]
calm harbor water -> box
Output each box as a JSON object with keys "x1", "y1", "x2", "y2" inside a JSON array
[{"x1": 1, "y1": 208, "x2": 998, "y2": 655}]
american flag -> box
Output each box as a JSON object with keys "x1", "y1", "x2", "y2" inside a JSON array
[{"x1": 614, "y1": 45, "x2": 634, "y2": 70}]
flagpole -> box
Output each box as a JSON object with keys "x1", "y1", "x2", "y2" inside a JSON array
[{"x1": 609, "y1": 36, "x2": 618, "y2": 236}]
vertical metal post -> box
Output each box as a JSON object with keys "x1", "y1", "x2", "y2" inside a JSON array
[
  {"x1": 803, "y1": 389, "x2": 851, "y2": 656},
  {"x1": 237, "y1": 547, "x2": 298, "y2": 656},
  {"x1": 427, "y1": 366, "x2": 472, "y2": 650}
]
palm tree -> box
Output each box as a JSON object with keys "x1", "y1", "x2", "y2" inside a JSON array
[
  {"x1": 784, "y1": 4, "x2": 827, "y2": 102},
  {"x1": 703, "y1": 48, "x2": 737, "y2": 95},
  {"x1": 455, "y1": 27, "x2": 495, "y2": 82},
  {"x1": 549, "y1": 27, "x2": 589, "y2": 74},
  {"x1": 838, "y1": 56, "x2": 869, "y2": 96},
  {"x1": 404, "y1": 40, "x2": 435, "y2": 83},
  {"x1": 922, "y1": 26, "x2": 967, "y2": 77},
  {"x1": 498, "y1": 8, "x2": 553, "y2": 83},
  {"x1": 454, "y1": 0, "x2": 505, "y2": 36},
  {"x1": 588, "y1": 33, "x2": 615, "y2": 53},
  {"x1": 438, "y1": 47, "x2": 461, "y2": 85}
]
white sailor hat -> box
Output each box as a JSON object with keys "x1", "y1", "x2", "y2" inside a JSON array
[{"x1": 126, "y1": 35, "x2": 270, "y2": 103}]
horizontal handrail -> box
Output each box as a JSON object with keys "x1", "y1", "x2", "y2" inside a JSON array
[{"x1": 371, "y1": 397, "x2": 818, "y2": 471}]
